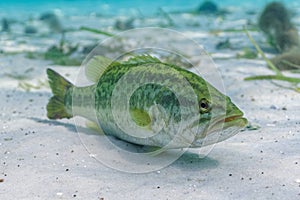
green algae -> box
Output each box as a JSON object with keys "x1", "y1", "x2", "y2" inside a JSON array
[
  {"x1": 26, "y1": 38, "x2": 82, "y2": 66},
  {"x1": 236, "y1": 48, "x2": 258, "y2": 59},
  {"x1": 18, "y1": 79, "x2": 49, "y2": 92},
  {"x1": 79, "y1": 26, "x2": 114, "y2": 37},
  {"x1": 244, "y1": 28, "x2": 300, "y2": 92}
]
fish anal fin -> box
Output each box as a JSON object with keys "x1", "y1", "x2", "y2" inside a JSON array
[
  {"x1": 144, "y1": 146, "x2": 167, "y2": 156},
  {"x1": 85, "y1": 120, "x2": 104, "y2": 135}
]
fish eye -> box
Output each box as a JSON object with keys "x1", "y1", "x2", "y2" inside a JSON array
[{"x1": 199, "y1": 98, "x2": 210, "y2": 113}]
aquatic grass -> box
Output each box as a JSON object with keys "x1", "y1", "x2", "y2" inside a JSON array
[
  {"x1": 281, "y1": 60, "x2": 300, "y2": 69},
  {"x1": 43, "y1": 45, "x2": 82, "y2": 66},
  {"x1": 289, "y1": 69, "x2": 300, "y2": 74},
  {"x1": 244, "y1": 27, "x2": 300, "y2": 92},
  {"x1": 4, "y1": 73, "x2": 30, "y2": 80},
  {"x1": 245, "y1": 75, "x2": 300, "y2": 83},
  {"x1": 26, "y1": 50, "x2": 81, "y2": 66},
  {"x1": 18, "y1": 79, "x2": 49, "y2": 92},
  {"x1": 158, "y1": 7, "x2": 175, "y2": 27},
  {"x1": 26, "y1": 35, "x2": 82, "y2": 66},
  {"x1": 244, "y1": 28, "x2": 282, "y2": 76},
  {"x1": 236, "y1": 48, "x2": 258, "y2": 59},
  {"x1": 216, "y1": 38, "x2": 231, "y2": 50},
  {"x1": 79, "y1": 26, "x2": 114, "y2": 37},
  {"x1": 27, "y1": 51, "x2": 82, "y2": 66},
  {"x1": 26, "y1": 52, "x2": 40, "y2": 59},
  {"x1": 210, "y1": 27, "x2": 259, "y2": 35},
  {"x1": 3, "y1": 68, "x2": 35, "y2": 80}
]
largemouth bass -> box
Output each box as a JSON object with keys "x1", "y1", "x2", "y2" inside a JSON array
[{"x1": 47, "y1": 55, "x2": 247, "y2": 149}]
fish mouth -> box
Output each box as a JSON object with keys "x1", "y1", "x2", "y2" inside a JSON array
[
  {"x1": 224, "y1": 114, "x2": 247, "y2": 124},
  {"x1": 187, "y1": 113, "x2": 248, "y2": 148},
  {"x1": 209, "y1": 114, "x2": 248, "y2": 132},
  {"x1": 195, "y1": 114, "x2": 248, "y2": 147}
]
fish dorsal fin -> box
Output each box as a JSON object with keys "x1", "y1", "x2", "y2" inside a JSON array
[
  {"x1": 85, "y1": 55, "x2": 161, "y2": 82},
  {"x1": 122, "y1": 54, "x2": 162, "y2": 65},
  {"x1": 85, "y1": 56, "x2": 114, "y2": 82}
]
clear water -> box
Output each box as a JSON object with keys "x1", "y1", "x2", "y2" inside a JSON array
[{"x1": 0, "y1": 0, "x2": 299, "y2": 18}]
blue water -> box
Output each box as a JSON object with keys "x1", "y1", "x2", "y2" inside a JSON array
[{"x1": 0, "y1": 0, "x2": 299, "y2": 18}]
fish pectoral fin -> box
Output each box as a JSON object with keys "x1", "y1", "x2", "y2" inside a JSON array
[
  {"x1": 129, "y1": 108, "x2": 152, "y2": 127},
  {"x1": 85, "y1": 56, "x2": 115, "y2": 82},
  {"x1": 85, "y1": 121, "x2": 104, "y2": 135}
]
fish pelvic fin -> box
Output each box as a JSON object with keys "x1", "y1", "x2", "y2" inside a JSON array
[{"x1": 46, "y1": 68, "x2": 73, "y2": 119}]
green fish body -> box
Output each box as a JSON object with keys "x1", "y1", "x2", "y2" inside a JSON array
[{"x1": 47, "y1": 55, "x2": 247, "y2": 149}]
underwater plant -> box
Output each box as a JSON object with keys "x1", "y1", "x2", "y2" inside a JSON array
[
  {"x1": 1, "y1": 18, "x2": 10, "y2": 32},
  {"x1": 43, "y1": 44, "x2": 80, "y2": 66},
  {"x1": 258, "y1": 2, "x2": 300, "y2": 70},
  {"x1": 195, "y1": 1, "x2": 229, "y2": 16},
  {"x1": 157, "y1": 7, "x2": 175, "y2": 27},
  {"x1": 216, "y1": 39, "x2": 232, "y2": 50},
  {"x1": 114, "y1": 18, "x2": 135, "y2": 30},
  {"x1": 24, "y1": 25, "x2": 38, "y2": 34},
  {"x1": 197, "y1": 1, "x2": 218, "y2": 14},
  {"x1": 39, "y1": 12, "x2": 63, "y2": 33},
  {"x1": 270, "y1": 50, "x2": 300, "y2": 70},
  {"x1": 18, "y1": 80, "x2": 49, "y2": 92},
  {"x1": 236, "y1": 48, "x2": 258, "y2": 59},
  {"x1": 258, "y1": 2, "x2": 300, "y2": 52},
  {"x1": 26, "y1": 35, "x2": 81, "y2": 66},
  {"x1": 244, "y1": 28, "x2": 300, "y2": 92},
  {"x1": 79, "y1": 26, "x2": 114, "y2": 37}
]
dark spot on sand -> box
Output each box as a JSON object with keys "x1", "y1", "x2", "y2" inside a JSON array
[{"x1": 270, "y1": 105, "x2": 277, "y2": 110}]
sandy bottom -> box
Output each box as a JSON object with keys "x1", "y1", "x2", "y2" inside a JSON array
[{"x1": 0, "y1": 9, "x2": 300, "y2": 200}]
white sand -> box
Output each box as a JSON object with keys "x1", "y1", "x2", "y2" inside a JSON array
[{"x1": 0, "y1": 10, "x2": 300, "y2": 200}]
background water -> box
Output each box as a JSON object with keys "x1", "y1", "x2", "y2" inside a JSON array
[{"x1": 0, "y1": 0, "x2": 299, "y2": 18}]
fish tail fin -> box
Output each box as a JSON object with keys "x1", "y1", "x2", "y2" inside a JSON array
[{"x1": 46, "y1": 68, "x2": 73, "y2": 119}]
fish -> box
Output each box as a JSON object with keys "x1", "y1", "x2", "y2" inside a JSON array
[{"x1": 46, "y1": 55, "x2": 248, "y2": 149}]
